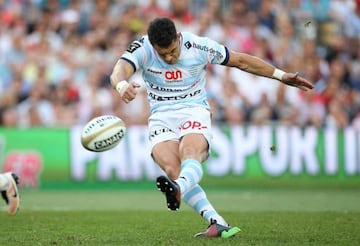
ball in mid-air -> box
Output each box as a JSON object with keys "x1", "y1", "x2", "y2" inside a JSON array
[{"x1": 81, "y1": 115, "x2": 126, "y2": 152}]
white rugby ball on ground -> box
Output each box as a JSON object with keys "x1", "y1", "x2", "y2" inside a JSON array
[{"x1": 81, "y1": 115, "x2": 126, "y2": 152}]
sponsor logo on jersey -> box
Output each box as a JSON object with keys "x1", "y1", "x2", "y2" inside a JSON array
[
  {"x1": 165, "y1": 70, "x2": 182, "y2": 80},
  {"x1": 149, "y1": 89, "x2": 201, "y2": 101},
  {"x1": 192, "y1": 42, "x2": 223, "y2": 60},
  {"x1": 147, "y1": 68, "x2": 162, "y2": 74},
  {"x1": 148, "y1": 82, "x2": 184, "y2": 92},
  {"x1": 192, "y1": 42, "x2": 210, "y2": 52},
  {"x1": 184, "y1": 41, "x2": 192, "y2": 49}
]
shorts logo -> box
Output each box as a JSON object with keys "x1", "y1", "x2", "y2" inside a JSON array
[
  {"x1": 165, "y1": 70, "x2": 182, "y2": 80},
  {"x1": 181, "y1": 121, "x2": 208, "y2": 130},
  {"x1": 149, "y1": 128, "x2": 174, "y2": 140}
]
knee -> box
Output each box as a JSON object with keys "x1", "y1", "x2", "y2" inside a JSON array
[
  {"x1": 154, "y1": 154, "x2": 181, "y2": 179},
  {"x1": 163, "y1": 165, "x2": 180, "y2": 180},
  {"x1": 180, "y1": 146, "x2": 196, "y2": 157},
  {"x1": 180, "y1": 146, "x2": 207, "y2": 163}
]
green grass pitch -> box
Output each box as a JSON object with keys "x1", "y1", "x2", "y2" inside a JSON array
[{"x1": 1, "y1": 183, "x2": 360, "y2": 245}]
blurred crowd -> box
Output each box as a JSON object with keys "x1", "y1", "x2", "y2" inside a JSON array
[{"x1": 0, "y1": 0, "x2": 359, "y2": 129}]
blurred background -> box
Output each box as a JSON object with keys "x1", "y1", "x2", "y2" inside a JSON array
[{"x1": 0, "y1": 0, "x2": 359, "y2": 190}]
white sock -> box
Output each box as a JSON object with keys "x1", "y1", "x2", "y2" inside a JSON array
[
  {"x1": 182, "y1": 184, "x2": 228, "y2": 226},
  {"x1": 175, "y1": 159, "x2": 203, "y2": 194},
  {"x1": 0, "y1": 174, "x2": 10, "y2": 191}
]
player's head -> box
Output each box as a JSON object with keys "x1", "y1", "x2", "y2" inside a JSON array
[
  {"x1": 148, "y1": 18, "x2": 177, "y2": 47},
  {"x1": 148, "y1": 18, "x2": 181, "y2": 64}
]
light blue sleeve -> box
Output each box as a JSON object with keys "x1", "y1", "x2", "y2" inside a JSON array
[
  {"x1": 120, "y1": 36, "x2": 148, "y2": 72},
  {"x1": 194, "y1": 35, "x2": 229, "y2": 65}
]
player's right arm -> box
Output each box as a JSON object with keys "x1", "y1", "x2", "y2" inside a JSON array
[{"x1": 110, "y1": 58, "x2": 141, "y2": 104}]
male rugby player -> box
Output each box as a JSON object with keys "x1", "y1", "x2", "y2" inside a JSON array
[{"x1": 110, "y1": 17, "x2": 313, "y2": 238}]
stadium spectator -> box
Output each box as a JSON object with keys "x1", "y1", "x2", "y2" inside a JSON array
[
  {"x1": 250, "y1": 93, "x2": 274, "y2": 125},
  {"x1": 168, "y1": 0, "x2": 194, "y2": 30},
  {"x1": 301, "y1": 0, "x2": 331, "y2": 23},
  {"x1": 273, "y1": 11, "x2": 303, "y2": 67},
  {"x1": 203, "y1": 0, "x2": 223, "y2": 24},
  {"x1": 50, "y1": 76, "x2": 79, "y2": 126},
  {"x1": 325, "y1": 89, "x2": 351, "y2": 128},
  {"x1": 17, "y1": 78, "x2": 56, "y2": 127},
  {"x1": 0, "y1": 106, "x2": 19, "y2": 127},
  {"x1": 296, "y1": 89, "x2": 326, "y2": 128},
  {"x1": 349, "y1": 47, "x2": 360, "y2": 91},
  {"x1": 273, "y1": 84, "x2": 299, "y2": 126},
  {"x1": 230, "y1": 0, "x2": 249, "y2": 27},
  {"x1": 257, "y1": 0, "x2": 278, "y2": 32},
  {"x1": 220, "y1": 69, "x2": 249, "y2": 125},
  {"x1": 141, "y1": 0, "x2": 170, "y2": 24}
]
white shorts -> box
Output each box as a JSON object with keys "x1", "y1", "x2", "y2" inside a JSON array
[{"x1": 148, "y1": 106, "x2": 212, "y2": 152}]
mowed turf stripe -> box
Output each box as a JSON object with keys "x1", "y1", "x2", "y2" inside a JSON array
[{"x1": 12, "y1": 190, "x2": 360, "y2": 212}]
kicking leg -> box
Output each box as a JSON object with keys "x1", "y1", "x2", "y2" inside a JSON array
[
  {"x1": 182, "y1": 184, "x2": 241, "y2": 238},
  {"x1": 182, "y1": 184, "x2": 227, "y2": 226}
]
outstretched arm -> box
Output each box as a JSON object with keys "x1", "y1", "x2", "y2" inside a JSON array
[
  {"x1": 226, "y1": 49, "x2": 314, "y2": 91},
  {"x1": 110, "y1": 59, "x2": 141, "y2": 103}
]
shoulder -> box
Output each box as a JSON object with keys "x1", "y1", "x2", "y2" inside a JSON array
[
  {"x1": 122, "y1": 35, "x2": 155, "y2": 64},
  {"x1": 181, "y1": 32, "x2": 228, "y2": 65},
  {"x1": 125, "y1": 35, "x2": 151, "y2": 53},
  {"x1": 121, "y1": 35, "x2": 154, "y2": 69},
  {"x1": 180, "y1": 32, "x2": 209, "y2": 53}
]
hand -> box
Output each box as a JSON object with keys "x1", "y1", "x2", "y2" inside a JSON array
[
  {"x1": 281, "y1": 72, "x2": 314, "y2": 91},
  {"x1": 120, "y1": 82, "x2": 141, "y2": 103}
]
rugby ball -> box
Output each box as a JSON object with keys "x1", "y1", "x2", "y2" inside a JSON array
[{"x1": 81, "y1": 115, "x2": 126, "y2": 152}]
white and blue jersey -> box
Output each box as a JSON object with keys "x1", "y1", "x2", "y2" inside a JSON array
[{"x1": 121, "y1": 32, "x2": 229, "y2": 113}]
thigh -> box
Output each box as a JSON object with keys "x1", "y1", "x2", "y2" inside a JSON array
[
  {"x1": 148, "y1": 111, "x2": 179, "y2": 152},
  {"x1": 178, "y1": 107, "x2": 212, "y2": 148},
  {"x1": 178, "y1": 107, "x2": 212, "y2": 162},
  {"x1": 152, "y1": 140, "x2": 181, "y2": 179}
]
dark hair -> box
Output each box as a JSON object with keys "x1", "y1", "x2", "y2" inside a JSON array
[{"x1": 148, "y1": 18, "x2": 177, "y2": 47}]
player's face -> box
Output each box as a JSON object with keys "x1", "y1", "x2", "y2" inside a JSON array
[{"x1": 154, "y1": 34, "x2": 181, "y2": 64}]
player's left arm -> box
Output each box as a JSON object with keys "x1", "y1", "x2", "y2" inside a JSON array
[{"x1": 225, "y1": 49, "x2": 314, "y2": 91}]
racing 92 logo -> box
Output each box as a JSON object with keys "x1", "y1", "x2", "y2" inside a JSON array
[{"x1": 165, "y1": 70, "x2": 182, "y2": 80}]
